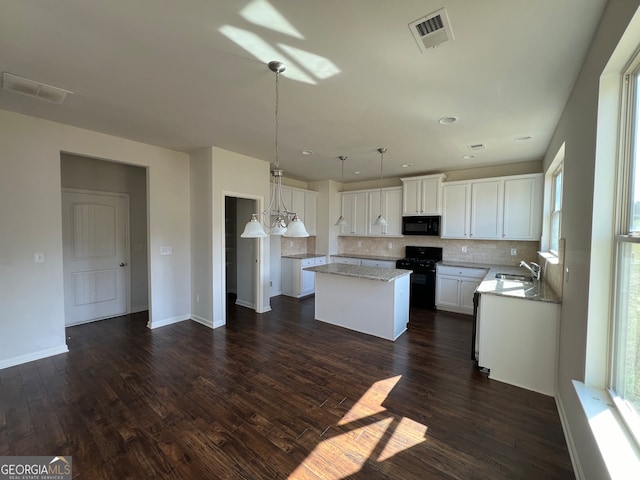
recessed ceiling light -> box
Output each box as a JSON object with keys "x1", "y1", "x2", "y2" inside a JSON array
[
  {"x1": 438, "y1": 116, "x2": 458, "y2": 125},
  {"x1": 515, "y1": 136, "x2": 533, "y2": 142},
  {"x1": 401, "y1": 164, "x2": 413, "y2": 168},
  {"x1": 354, "y1": 171, "x2": 361, "y2": 175},
  {"x1": 463, "y1": 154, "x2": 476, "y2": 159},
  {"x1": 301, "y1": 149, "x2": 313, "y2": 155}
]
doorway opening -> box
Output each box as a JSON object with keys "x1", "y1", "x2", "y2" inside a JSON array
[
  {"x1": 224, "y1": 196, "x2": 258, "y2": 317},
  {"x1": 60, "y1": 153, "x2": 148, "y2": 325}
]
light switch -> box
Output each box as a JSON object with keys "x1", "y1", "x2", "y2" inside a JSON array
[
  {"x1": 160, "y1": 246, "x2": 172, "y2": 255},
  {"x1": 34, "y1": 252, "x2": 45, "y2": 263}
]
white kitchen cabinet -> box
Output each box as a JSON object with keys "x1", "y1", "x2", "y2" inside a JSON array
[
  {"x1": 279, "y1": 186, "x2": 318, "y2": 236},
  {"x1": 282, "y1": 255, "x2": 327, "y2": 298},
  {"x1": 478, "y1": 293, "x2": 559, "y2": 395},
  {"x1": 470, "y1": 179, "x2": 502, "y2": 239},
  {"x1": 441, "y1": 174, "x2": 543, "y2": 241},
  {"x1": 441, "y1": 182, "x2": 470, "y2": 238},
  {"x1": 340, "y1": 191, "x2": 368, "y2": 235},
  {"x1": 340, "y1": 187, "x2": 402, "y2": 236},
  {"x1": 401, "y1": 174, "x2": 446, "y2": 215},
  {"x1": 368, "y1": 187, "x2": 402, "y2": 236},
  {"x1": 331, "y1": 256, "x2": 362, "y2": 265},
  {"x1": 502, "y1": 175, "x2": 542, "y2": 240},
  {"x1": 360, "y1": 259, "x2": 396, "y2": 268},
  {"x1": 435, "y1": 265, "x2": 487, "y2": 314}
]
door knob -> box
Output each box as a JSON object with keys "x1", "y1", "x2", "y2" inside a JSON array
[{"x1": 119, "y1": 262, "x2": 127, "y2": 267}]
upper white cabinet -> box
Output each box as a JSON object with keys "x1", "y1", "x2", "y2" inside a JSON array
[
  {"x1": 470, "y1": 179, "x2": 502, "y2": 239},
  {"x1": 441, "y1": 173, "x2": 542, "y2": 241},
  {"x1": 502, "y1": 175, "x2": 542, "y2": 239},
  {"x1": 401, "y1": 174, "x2": 446, "y2": 216},
  {"x1": 280, "y1": 186, "x2": 318, "y2": 236},
  {"x1": 368, "y1": 187, "x2": 402, "y2": 236},
  {"x1": 340, "y1": 187, "x2": 402, "y2": 236},
  {"x1": 340, "y1": 191, "x2": 369, "y2": 235},
  {"x1": 441, "y1": 182, "x2": 470, "y2": 238}
]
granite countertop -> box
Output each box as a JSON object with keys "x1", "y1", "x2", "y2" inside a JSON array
[
  {"x1": 479, "y1": 266, "x2": 560, "y2": 303},
  {"x1": 439, "y1": 261, "x2": 560, "y2": 304},
  {"x1": 331, "y1": 253, "x2": 402, "y2": 262},
  {"x1": 282, "y1": 253, "x2": 327, "y2": 260},
  {"x1": 304, "y1": 263, "x2": 412, "y2": 282}
]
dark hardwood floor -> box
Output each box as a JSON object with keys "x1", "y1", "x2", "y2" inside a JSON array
[{"x1": 0, "y1": 295, "x2": 574, "y2": 479}]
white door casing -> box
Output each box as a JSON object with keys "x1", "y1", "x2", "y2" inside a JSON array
[{"x1": 62, "y1": 190, "x2": 129, "y2": 325}]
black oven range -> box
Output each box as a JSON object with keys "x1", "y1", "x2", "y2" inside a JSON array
[{"x1": 395, "y1": 246, "x2": 443, "y2": 309}]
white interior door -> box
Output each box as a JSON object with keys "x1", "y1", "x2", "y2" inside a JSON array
[{"x1": 62, "y1": 190, "x2": 129, "y2": 325}]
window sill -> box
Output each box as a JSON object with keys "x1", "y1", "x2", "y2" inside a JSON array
[
  {"x1": 573, "y1": 380, "x2": 640, "y2": 478},
  {"x1": 538, "y1": 251, "x2": 560, "y2": 265}
]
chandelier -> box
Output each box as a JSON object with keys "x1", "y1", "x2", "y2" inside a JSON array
[{"x1": 241, "y1": 61, "x2": 309, "y2": 238}]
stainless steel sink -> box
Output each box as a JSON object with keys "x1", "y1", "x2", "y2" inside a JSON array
[{"x1": 495, "y1": 273, "x2": 534, "y2": 282}]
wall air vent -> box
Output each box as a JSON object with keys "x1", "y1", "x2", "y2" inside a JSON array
[
  {"x1": 409, "y1": 7, "x2": 454, "y2": 53},
  {"x1": 1, "y1": 72, "x2": 72, "y2": 104}
]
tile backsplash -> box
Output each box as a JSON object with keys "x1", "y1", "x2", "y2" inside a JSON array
[
  {"x1": 281, "y1": 236, "x2": 316, "y2": 256},
  {"x1": 338, "y1": 236, "x2": 539, "y2": 266}
]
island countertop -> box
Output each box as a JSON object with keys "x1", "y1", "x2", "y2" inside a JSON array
[{"x1": 304, "y1": 263, "x2": 412, "y2": 282}]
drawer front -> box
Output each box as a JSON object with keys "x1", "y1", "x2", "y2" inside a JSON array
[
  {"x1": 301, "y1": 258, "x2": 315, "y2": 268},
  {"x1": 437, "y1": 265, "x2": 487, "y2": 279},
  {"x1": 315, "y1": 256, "x2": 327, "y2": 265}
]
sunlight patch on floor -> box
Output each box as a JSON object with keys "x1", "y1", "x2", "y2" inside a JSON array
[{"x1": 290, "y1": 375, "x2": 428, "y2": 479}]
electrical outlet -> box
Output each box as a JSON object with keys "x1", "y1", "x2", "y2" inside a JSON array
[
  {"x1": 357, "y1": 241, "x2": 362, "y2": 248},
  {"x1": 461, "y1": 246, "x2": 468, "y2": 253},
  {"x1": 388, "y1": 242, "x2": 393, "y2": 249},
  {"x1": 34, "y1": 252, "x2": 45, "y2": 263},
  {"x1": 196, "y1": 294, "x2": 200, "y2": 303},
  {"x1": 511, "y1": 248, "x2": 517, "y2": 256}
]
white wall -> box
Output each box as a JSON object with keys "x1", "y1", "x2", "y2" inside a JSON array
[
  {"x1": 309, "y1": 180, "x2": 341, "y2": 255},
  {"x1": 0, "y1": 110, "x2": 191, "y2": 369},
  {"x1": 190, "y1": 148, "x2": 213, "y2": 326},
  {"x1": 542, "y1": 1, "x2": 640, "y2": 478}
]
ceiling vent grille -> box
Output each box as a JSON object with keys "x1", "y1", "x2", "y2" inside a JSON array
[
  {"x1": 409, "y1": 8, "x2": 454, "y2": 52},
  {"x1": 1, "y1": 72, "x2": 72, "y2": 104},
  {"x1": 469, "y1": 143, "x2": 487, "y2": 151}
]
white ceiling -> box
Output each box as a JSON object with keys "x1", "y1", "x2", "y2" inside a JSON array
[{"x1": 0, "y1": 0, "x2": 607, "y2": 183}]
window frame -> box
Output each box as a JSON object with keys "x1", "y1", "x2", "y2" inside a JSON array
[
  {"x1": 609, "y1": 54, "x2": 640, "y2": 448},
  {"x1": 549, "y1": 163, "x2": 563, "y2": 256}
]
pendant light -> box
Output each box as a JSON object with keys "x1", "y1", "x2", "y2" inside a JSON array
[
  {"x1": 373, "y1": 148, "x2": 388, "y2": 227},
  {"x1": 241, "y1": 61, "x2": 309, "y2": 238},
  {"x1": 335, "y1": 155, "x2": 348, "y2": 227}
]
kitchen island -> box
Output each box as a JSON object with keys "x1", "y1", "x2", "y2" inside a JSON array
[{"x1": 303, "y1": 263, "x2": 412, "y2": 341}]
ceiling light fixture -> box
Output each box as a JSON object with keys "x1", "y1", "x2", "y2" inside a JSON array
[
  {"x1": 335, "y1": 156, "x2": 348, "y2": 227},
  {"x1": 401, "y1": 163, "x2": 413, "y2": 168},
  {"x1": 373, "y1": 148, "x2": 388, "y2": 227},
  {"x1": 241, "y1": 61, "x2": 309, "y2": 238},
  {"x1": 301, "y1": 149, "x2": 314, "y2": 155},
  {"x1": 438, "y1": 116, "x2": 458, "y2": 125},
  {"x1": 515, "y1": 135, "x2": 533, "y2": 142}
]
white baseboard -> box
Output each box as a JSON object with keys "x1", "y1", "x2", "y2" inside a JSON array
[
  {"x1": 0, "y1": 344, "x2": 69, "y2": 370},
  {"x1": 556, "y1": 392, "x2": 583, "y2": 479},
  {"x1": 235, "y1": 299, "x2": 256, "y2": 309},
  {"x1": 191, "y1": 315, "x2": 225, "y2": 329},
  {"x1": 147, "y1": 314, "x2": 190, "y2": 329},
  {"x1": 191, "y1": 315, "x2": 212, "y2": 328}
]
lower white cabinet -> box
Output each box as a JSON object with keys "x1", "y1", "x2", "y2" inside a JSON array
[
  {"x1": 361, "y1": 259, "x2": 396, "y2": 268},
  {"x1": 435, "y1": 265, "x2": 487, "y2": 314},
  {"x1": 282, "y1": 256, "x2": 327, "y2": 298},
  {"x1": 331, "y1": 256, "x2": 362, "y2": 265}
]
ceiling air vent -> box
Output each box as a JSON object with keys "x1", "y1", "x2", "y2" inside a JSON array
[
  {"x1": 469, "y1": 143, "x2": 487, "y2": 151},
  {"x1": 1, "y1": 72, "x2": 72, "y2": 104},
  {"x1": 409, "y1": 7, "x2": 454, "y2": 52}
]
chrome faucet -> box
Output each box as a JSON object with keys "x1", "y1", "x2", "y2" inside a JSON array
[{"x1": 519, "y1": 260, "x2": 541, "y2": 280}]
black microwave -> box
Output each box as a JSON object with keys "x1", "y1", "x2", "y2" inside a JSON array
[{"x1": 402, "y1": 216, "x2": 440, "y2": 236}]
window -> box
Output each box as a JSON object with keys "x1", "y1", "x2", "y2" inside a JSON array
[
  {"x1": 611, "y1": 58, "x2": 640, "y2": 445},
  {"x1": 550, "y1": 165, "x2": 563, "y2": 255}
]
